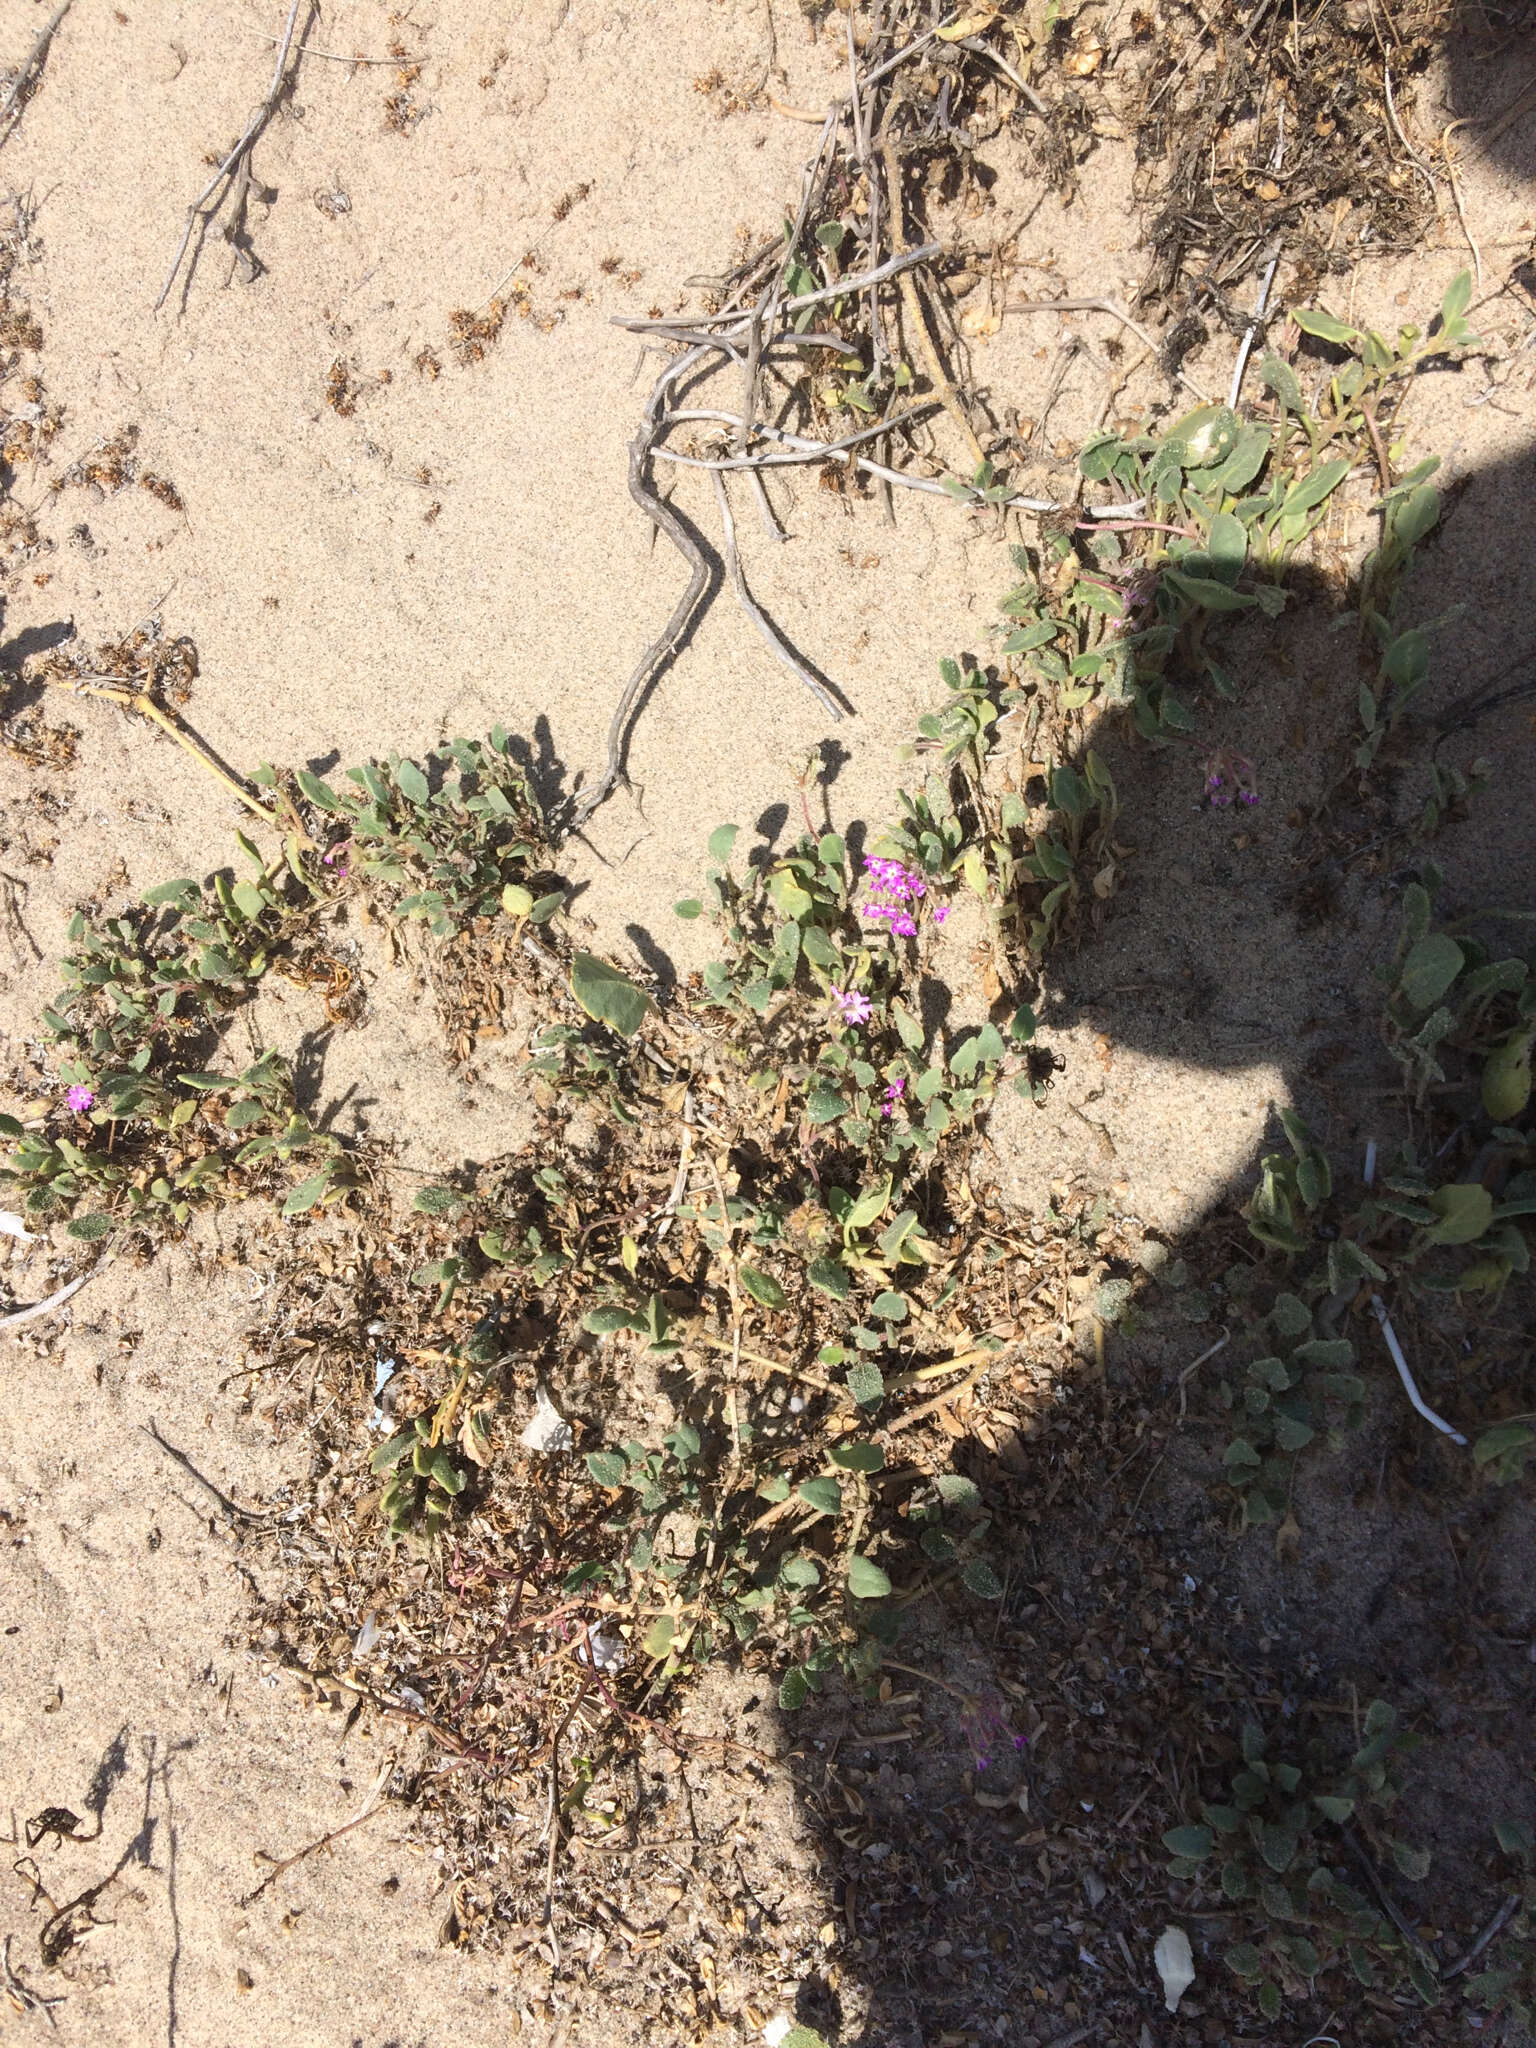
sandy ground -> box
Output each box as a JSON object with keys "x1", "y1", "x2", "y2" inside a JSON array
[{"x1": 1, "y1": 1, "x2": 1533, "y2": 2043}]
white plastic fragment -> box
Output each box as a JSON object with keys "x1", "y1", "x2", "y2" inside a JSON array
[
  {"x1": 354, "y1": 1612, "x2": 380, "y2": 1657},
  {"x1": 575, "y1": 1625, "x2": 628, "y2": 1674},
  {"x1": 1154, "y1": 1924, "x2": 1196, "y2": 2014},
  {"x1": 370, "y1": 1354, "x2": 399, "y2": 1430},
  {"x1": 0, "y1": 1266, "x2": 95, "y2": 1332},
  {"x1": 1371, "y1": 1294, "x2": 1469, "y2": 1445},
  {"x1": 0, "y1": 1210, "x2": 39, "y2": 1243},
  {"x1": 519, "y1": 1380, "x2": 573, "y2": 1454}
]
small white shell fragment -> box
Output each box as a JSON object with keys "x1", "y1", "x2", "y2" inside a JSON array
[
  {"x1": 1155, "y1": 1924, "x2": 1196, "y2": 2013},
  {"x1": 519, "y1": 1381, "x2": 573, "y2": 1454},
  {"x1": 0, "y1": 1210, "x2": 38, "y2": 1243},
  {"x1": 354, "y1": 1612, "x2": 380, "y2": 1656}
]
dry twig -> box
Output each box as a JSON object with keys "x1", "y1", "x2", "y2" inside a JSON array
[
  {"x1": 156, "y1": 0, "x2": 308, "y2": 311},
  {"x1": 0, "y1": 2, "x2": 73, "y2": 148}
]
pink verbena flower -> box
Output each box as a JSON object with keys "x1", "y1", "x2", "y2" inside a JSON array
[
  {"x1": 961, "y1": 1691, "x2": 1027, "y2": 1773},
  {"x1": 879, "y1": 1076, "x2": 906, "y2": 1119},
  {"x1": 829, "y1": 985, "x2": 872, "y2": 1026},
  {"x1": 932, "y1": 903, "x2": 951, "y2": 926},
  {"x1": 1202, "y1": 748, "x2": 1258, "y2": 810},
  {"x1": 65, "y1": 1084, "x2": 95, "y2": 1114},
  {"x1": 861, "y1": 855, "x2": 931, "y2": 939}
]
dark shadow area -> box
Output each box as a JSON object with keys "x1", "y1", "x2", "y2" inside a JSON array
[
  {"x1": 797, "y1": 340, "x2": 1536, "y2": 2048},
  {"x1": 507, "y1": 712, "x2": 573, "y2": 823},
  {"x1": 623, "y1": 919, "x2": 678, "y2": 999}
]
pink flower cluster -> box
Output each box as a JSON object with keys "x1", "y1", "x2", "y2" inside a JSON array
[
  {"x1": 880, "y1": 1076, "x2": 905, "y2": 1119},
  {"x1": 1203, "y1": 748, "x2": 1258, "y2": 809},
  {"x1": 829, "y1": 985, "x2": 872, "y2": 1026},
  {"x1": 65, "y1": 1084, "x2": 95, "y2": 1114},
  {"x1": 860, "y1": 856, "x2": 927, "y2": 938}
]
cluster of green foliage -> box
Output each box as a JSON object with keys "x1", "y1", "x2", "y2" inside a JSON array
[
  {"x1": 280, "y1": 728, "x2": 563, "y2": 936},
  {"x1": 1230, "y1": 868, "x2": 1534, "y2": 1502},
  {"x1": 0, "y1": 732, "x2": 562, "y2": 1235},
  {"x1": 1165, "y1": 1702, "x2": 1434, "y2": 2018},
  {"x1": 988, "y1": 274, "x2": 1479, "y2": 752},
  {"x1": 1215, "y1": 1289, "x2": 1365, "y2": 1527}
]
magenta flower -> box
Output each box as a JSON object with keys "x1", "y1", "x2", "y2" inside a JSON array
[
  {"x1": 932, "y1": 904, "x2": 951, "y2": 926},
  {"x1": 961, "y1": 1691, "x2": 1027, "y2": 1773},
  {"x1": 861, "y1": 854, "x2": 933, "y2": 940},
  {"x1": 322, "y1": 840, "x2": 353, "y2": 877},
  {"x1": 65, "y1": 1084, "x2": 95, "y2": 1114},
  {"x1": 879, "y1": 1076, "x2": 906, "y2": 1119},
  {"x1": 829, "y1": 985, "x2": 872, "y2": 1026},
  {"x1": 1202, "y1": 748, "x2": 1258, "y2": 810}
]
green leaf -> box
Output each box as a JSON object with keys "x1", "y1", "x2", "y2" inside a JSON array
[
  {"x1": 806, "y1": 1087, "x2": 846, "y2": 1126},
  {"x1": 585, "y1": 1450, "x2": 627, "y2": 1486},
  {"x1": 1270, "y1": 1292, "x2": 1311, "y2": 1338},
  {"x1": 1390, "y1": 1838, "x2": 1431, "y2": 1882},
  {"x1": 283, "y1": 1171, "x2": 330, "y2": 1217},
  {"x1": 1293, "y1": 304, "x2": 1359, "y2": 345},
  {"x1": 142, "y1": 878, "x2": 202, "y2": 909},
  {"x1": 395, "y1": 759, "x2": 431, "y2": 806},
  {"x1": 936, "y1": 1472, "x2": 982, "y2": 1512},
  {"x1": 707, "y1": 823, "x2": 740, "y2": 864},
  {"x1": 1440, "y1": 269, "x2": 1472, "y2": 326},
  {"x1": 1272, "y1": 1412, "x2": 1315, "y2": 1452},
  {"x1": 1260, "y1": 1824, "x2": 1299, "y2": 1873},
  {"x1": 1162, "y1": 568, "x2": 1256, "y2": 613},
  {"x1": 1225, "y1": 1941, "x2": 1264, "y2": 1980},
  {"x1": 828, "y1": 1441, "x2": 885, "y2": 1473},
  {"x1": 1474, "y1": 1422, "x2": 1535, "y2": 1468},
  {"x1": 583, "y1": 1305, "x2": 643, "y2": 1335},
  {"x1": 949, "y1": 1023, "x2": 1006, "y2": 1080},
  {"x1": 847, "y1": 1176, "x2": 893, "y2": 1232},
  {"x1": 1259, "y1": 354, "x2": 1304, "y2": 411},
  {"x1": 501, "y1": 883, "x2": 535, "y2": 918},
  {"x1": 808, "y1": 1256, "x2": 851, "y2": 1300},
  {"x1": 370, "y1": 1426, "x2": 416, "y2": 1473},
  {"x1": 1312, "y1": 1793, "x2": 1355, "y2": 1824},
  {"x1": 778, "y1": 1666, "x2": 810, "y2": 1711},
  {"x1": 1206, "y1": 509, "x2": 1248, "y2": 584},
  {"x1": 1423, "y1": 1182, "x2": 1494, "y2": 1245},
  {"x1": 871, "y1": 1289, "x2": 907, "y2": 1322},
  {"x1": 1399, "y1": 931, "x2": 1464, "y2": 1009},
  {"x1": 847, "y1": 1362, "x2": 884, "y2": 1408},
  {"x1": 569, "y1": 952, "x2": 653, "y2": 1038},
  {"x1": 739, "y1": 1265, "x2": 786, "y2": 1310},
  {"x1": 1282, "y1": 456, "x2": 1352, "y2": 517},
  {"x1": 642, "y1": 1616, "x2": 675, "y2": 1660},
  {"x1": 1163, "y1": 1824, "x2": 1215, "y2": 1860},
  {"x1": 780, "y1": 1553, "x2": 821, "y2": 1588},
  {"x1": 296, "y1": 768, "x2": 342, "y2": 812},
  {"x1": 65, "y1": 1213, "x2": 113, "y2": 1241},
  {"x1": 961, "y1": 1558, "x2": 1003, "y2": 1599},
  {"x1": 798, "y1": 1476, "x2": 843, "y2": 1516},
  {"x1": 412, "y1": 1185, "x2": 464, "y2": 1215},
  {"x1": 847, "y1": 1554, "x2": 892, "y2": 1600}
]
